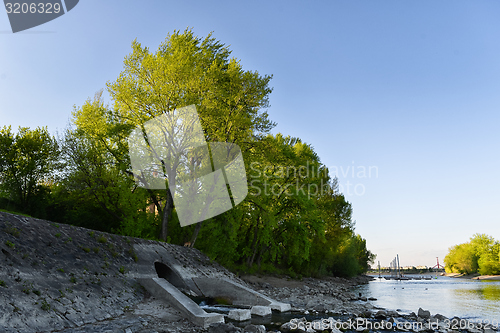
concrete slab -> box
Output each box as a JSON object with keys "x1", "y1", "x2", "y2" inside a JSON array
[
  {"x1": 139, "y1": 278, "x2": 224, "y2": 328},
  {"x1": 228, "y1": 309, "x2": 251, "y2": 321},
  {"x1": 193, "y1": 277, "x2": 291, "y2": 312},
  {"x1": 250, "y1": 306, "x2": 272, "y2": 316}
]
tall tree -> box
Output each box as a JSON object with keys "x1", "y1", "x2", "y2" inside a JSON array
[
  {"x1": 62, "y1": 92, "x2": 158, "y2": 236},
  {"x1": 106, "y1": 29, "x2": 274, "y2": 241},
  {"x1": 0, "y1": 126, "x2": 59, "y2": 214}
]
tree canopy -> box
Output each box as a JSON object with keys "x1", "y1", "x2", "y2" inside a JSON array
[
  {"x1": 0, "y1": 29, "x2": 375, "y2": 278},
  {"x1": 0, "y1": 126, "x2": 59, "y2": 215},
  {"x1": 444, "y1": 234, "x2": 500, "y2": 275}
]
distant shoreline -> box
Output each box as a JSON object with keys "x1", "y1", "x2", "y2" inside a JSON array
[
  {"x1": 443, "y1": 273, "x2": 500, "y2": 280},
  {"x1": 367, "y1": 272, "x2": 442, "y2": 277},
  {"x1": 368, "y1": 272, "x2": 500, "y2": 281}
]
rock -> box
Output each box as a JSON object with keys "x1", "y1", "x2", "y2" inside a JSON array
[
  {"x1": 467, "y1": 329, "x2": 482, "y2": 333},
  {"x1": 312, "y1": 303, "x2": 328, "y2": 312},
  {"x1": 368, "y1": 297, "x2": 377, "y2": 301},
  {"x1": 374, "y1": 310, "x2": 387, "y2": 319},
  {"x1": 386, "y1": 310, "x2": 399, "y2": 317},
  {"x1": 417, "y1": 308, "x2": 431, "y2": 319},
  {"x1": 250, "y1": 306, "x2": 272, "y2": 317},
  {"x1": 228, "y1": 309, "x2": 251, "y2": 321},
  {"x1": 433, "y1": 313, "x2": 448, "y2": 321},
  {"x1": 280, "y1": 318, "x2": 311, "y2": 333},
  {"x1": 360, "y1": 310, "x2": 373, "y2": 318},
  {"x1": 359, "y1": 297, "x2": 367, "y2": 301},
  {"x1": 279, "y1": 322, "x2": 294, "y2": 333},
  {"x1": 208, "y1": 322, "x2": 242, "y2": 333},
  {"x1": 244, "y1": 324, "x2": 266, "y2": 333}
]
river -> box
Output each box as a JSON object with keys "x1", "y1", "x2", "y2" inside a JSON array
[{"x1": 355, "y1": 275, "x2": 500, "y2": 322}]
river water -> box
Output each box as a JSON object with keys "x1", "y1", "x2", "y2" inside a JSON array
[{"x1": 355, "y1": 275, "x2": 500, "y2": 322}]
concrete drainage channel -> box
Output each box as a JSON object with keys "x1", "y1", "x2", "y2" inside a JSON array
[{"x1": 139, "y1": 261, "x2": 291, "y2": 328}]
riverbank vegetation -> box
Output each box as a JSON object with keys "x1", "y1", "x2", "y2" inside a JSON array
[
  {"x1": 0, "y1": 29, "x2": 374, "y2": 278},
  {"x1": 444, "y1": 234, "x2": 500, "y2": 275}
]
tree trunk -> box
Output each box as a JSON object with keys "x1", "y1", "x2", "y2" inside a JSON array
[
  {"x1": 247, "y1": 217, "x2": 260, "y2": 267},
  {"x1": 189, "y1": 221, "x2": 203, "y2": 247},
  {"x1": 160, "y1": 189, "x2": 173, "y2": 241}
]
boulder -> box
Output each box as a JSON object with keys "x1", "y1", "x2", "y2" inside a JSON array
[
  {"x1": 250, "y1": 305, "x2": 272, "y2": 316},
  {"x1": 360, "y1": 310, "x2": 373, "y2": 318},
  {"x1": 312, "y1": 303, "x2": 328, "y2": 312},
  {"x1": 417, "y1": 308, "x2": 431, "y2": 319},
  {"x1": 228, "y1": 309, "x2": 251, "y2": 321},
  {"x1": 374, "y1": 310, "x2": 387, "y2": 319},
  {"x1": 433, "y1": 313, "x2": 448, "y2": 321},
  {"x1": 279, "y1": 322, "x2": 294, "y2": 333},
  {"x1": 208, "y1": 322, "x2": 242, "y2": 333},
  {"x1": 386, "y1": 310, "x2": 399, "y2": 317},
  {"x1": 244, "y1": 324, "x2": 266, "y2": 333}
]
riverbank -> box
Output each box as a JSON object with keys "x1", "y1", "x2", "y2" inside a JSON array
[
  {"x1": 222, "y1": 274, "x2": 500, "y2": 333},
  {"x1": 443, "y1": 272, "x2": 500, "y2": 280},
  {"x1": 0, "y1": 211, "x2": 378, "y2": 333},
  {"x1": 2, "y1": 211, "x2": 497, "y2": 333}
]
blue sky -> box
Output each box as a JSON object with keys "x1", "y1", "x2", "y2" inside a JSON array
[{"x1": 1, "y1": 0, "x2": 500, "y2": 267}]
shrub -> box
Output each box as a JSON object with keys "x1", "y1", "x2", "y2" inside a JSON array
[
  {"x1": 41, "y1": 299, "x2": 50, "y2": 311},
  {"x1": 5, "y1": 226, "x2": 20, "y2": 238}
]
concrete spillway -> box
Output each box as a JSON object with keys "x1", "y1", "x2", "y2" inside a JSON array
[
  {"x1": 131, "y1": 242, "x2": 291, "y2": 328},
  {"x1": 193, "y1": 277, "x2": 291, "y2": 312},
  {"x1": 139, "y1": 277, "x2": 224, "y2": 328}
]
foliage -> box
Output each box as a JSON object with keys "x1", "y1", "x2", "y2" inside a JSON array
[
  {"x1": 0, "y1": 126, "x2": 59, "y2": 216},
  {"x1": 106, "y1": 28, "x2": 274, "y2": 241},
  {"x1": 444, "y1": 234, "x2": 500, "y2": 275},
  {"x1": 0, "y1": 30, "x2": 375, "y2": 278}
]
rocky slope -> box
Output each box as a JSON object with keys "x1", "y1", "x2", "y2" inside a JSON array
[
  {"x1": 0, "y1": 211, "x2": 239, "y2": 332},
  {"x1": 0, "y1": 211, "x2": 379, "y2": 333}
]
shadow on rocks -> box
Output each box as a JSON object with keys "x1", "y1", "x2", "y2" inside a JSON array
[{"x1": 208, "y1": 323, "x2": 267, "y2": 333}]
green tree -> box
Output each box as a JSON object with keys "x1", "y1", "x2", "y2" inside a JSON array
[
  {"x1": 444, "y1": 234, "x2": 500, "y2": 275},
  {"x1": 106, "y1": 29, "x2": 274, "y2": 241},
  {"x1": 471, "y1": 234, "x2": 500, "y2": 275},
  {"x1": 49, "y1": 29, "x2": 375, "y2": 278},
  {"x1": 444, "y1": 243, "x2": 478, "y2": 274},
  {"x1": 60, "y1": 93, "x2": 158, "y2": 236},
  {"x1": 238, "y1": 134, "x2": 327, "y2": 271},
  {"x1": 304, "y1": 181, "x2": 374, "y2": 277},
  {"x1": 0, "y1": 126, "x2": 59, "y2": 215}
]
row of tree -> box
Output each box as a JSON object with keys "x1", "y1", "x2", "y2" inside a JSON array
[
  {"x1": 444, "y1": 234, "x2": 500, "y2": 275},
  {"x1": 0, "y1": 29, "x2": 375, "y2": 277}
]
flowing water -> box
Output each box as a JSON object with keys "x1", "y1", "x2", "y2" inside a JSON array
[
  {"x1": 200, "y1": 275, "x2": 500, "y2": 330},
  {"x1": 355, "y1": 276, "x2": 500, "y2": 322}
]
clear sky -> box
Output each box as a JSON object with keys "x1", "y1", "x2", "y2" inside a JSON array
[{"x1": 1, "y1": 0, "x2": 499, "y2": 268}]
